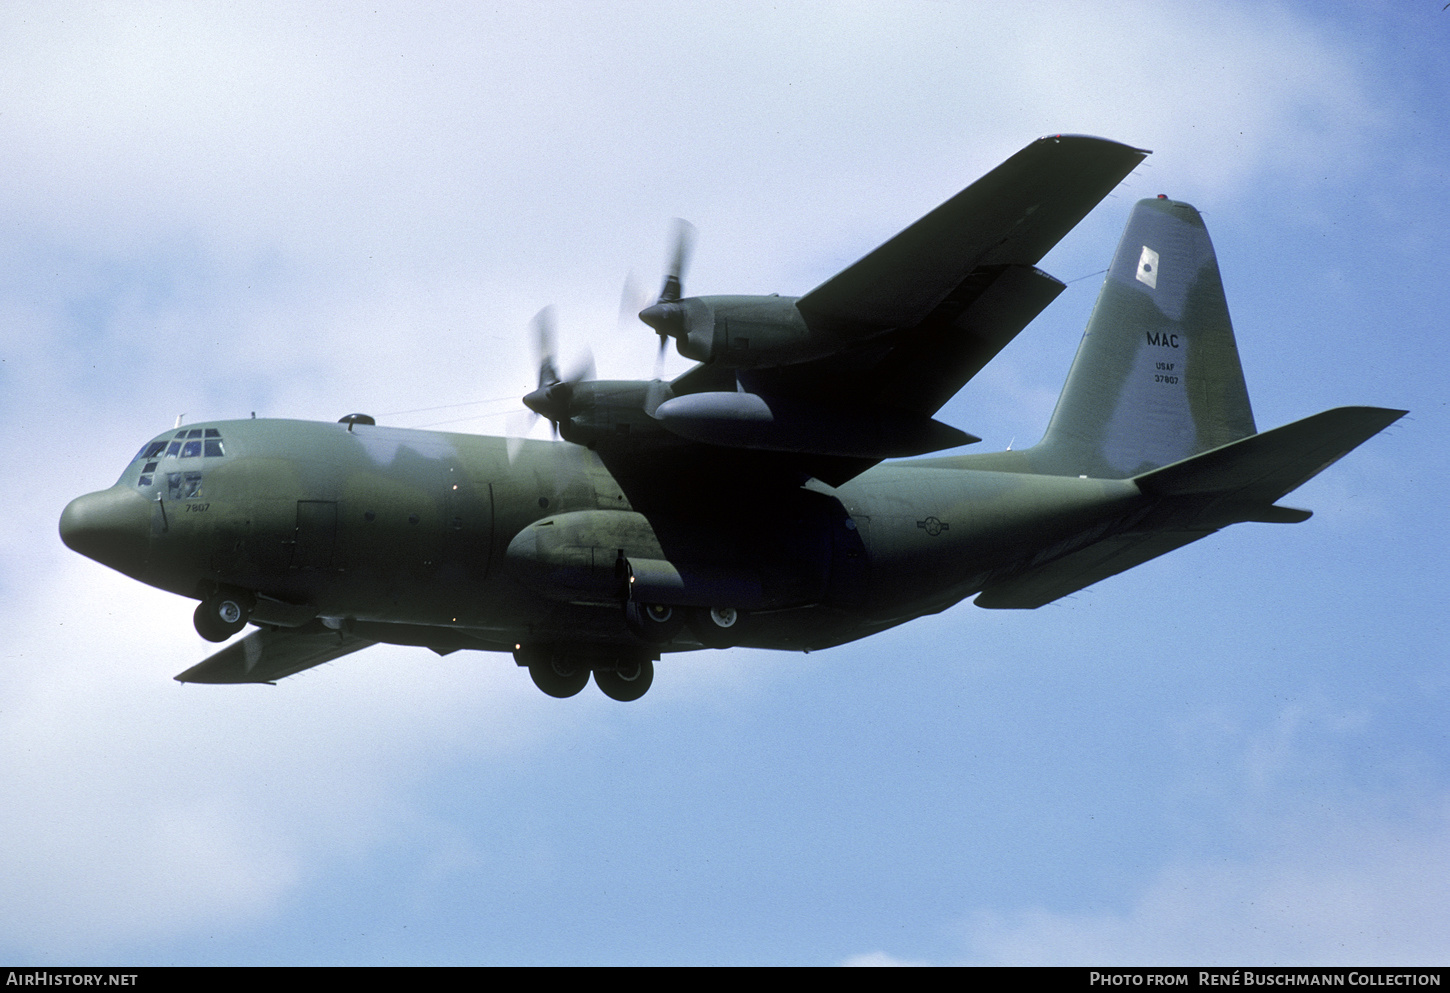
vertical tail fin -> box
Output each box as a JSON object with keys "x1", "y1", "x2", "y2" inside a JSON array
[{"x1": 1029, "y1": 197, "x2": 1256, "y2": 478}]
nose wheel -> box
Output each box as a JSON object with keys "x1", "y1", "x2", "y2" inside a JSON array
[
  {"x1": 687, "y1": 606, "x2": 741, "y2": 647},
  {"x1": 194, "y1": 590, "x2": 253, "y2": 642},
  {"x1": 624, "y1": 601, "x2": 684, "y2": 644}
]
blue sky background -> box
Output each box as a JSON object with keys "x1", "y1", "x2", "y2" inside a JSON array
[{"x1": 2, "y1": 1, "x2": 1446, "y2": 966}]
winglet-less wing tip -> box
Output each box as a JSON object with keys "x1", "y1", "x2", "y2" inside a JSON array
[{"x1": 1040, "y1": 133, "x2": 1152, "y2": 156}]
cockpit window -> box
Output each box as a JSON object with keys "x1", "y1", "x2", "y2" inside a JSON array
[
  {"x1": 146, "y1": 430, "x2": 230, "y2": 460},
  {"x1": 134, "y1": 429, "x2": 228, "y2": 491}
]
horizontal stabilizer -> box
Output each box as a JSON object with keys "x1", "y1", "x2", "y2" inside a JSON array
[
  {"x1": 1134, "y1": 406, "x2": 1406, "y2": 505},
  {"x1": 976, "y1": 528, "x2": 1216, "y2": 609},
  {"x1": 976, "y1": 406, "x2": 1403, "y2": 609},
  {"x1": 175, "y1": 621, "x2": 375, "y2": 684}
]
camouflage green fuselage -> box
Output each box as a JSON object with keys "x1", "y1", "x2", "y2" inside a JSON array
[{"x1": 101, "y1": 417, "x2": 1139, "y2": 656}]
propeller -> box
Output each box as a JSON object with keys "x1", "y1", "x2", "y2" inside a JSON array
[
  {"x1": 508, "y1": 306, "x2": 594, "y2": 461},
  {"x1": 637, "y1": 218, "x2": 696, "y2": 367}
]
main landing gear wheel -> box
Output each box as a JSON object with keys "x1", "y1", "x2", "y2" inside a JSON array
[
  {"x1": 194, "y1": 591, "x2": 252, "y2": 642},
  {"x1": 593, "y1": 657, "x2": 654, "y2": 702},
  {"x1": 519, "y1": 649, "x2": 591, "y2": 698},
  {"x1": 687, "y1": 606, "x2": 740, "y2": 648}
]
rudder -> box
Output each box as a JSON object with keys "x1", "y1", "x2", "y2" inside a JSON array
[{"x1": 1028, "y1": 197, "x2": 1256, "y2": 478}]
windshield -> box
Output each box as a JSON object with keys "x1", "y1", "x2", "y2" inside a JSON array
[{"x1": 130, "y1": 427, "x2": 230, "y2": 493}]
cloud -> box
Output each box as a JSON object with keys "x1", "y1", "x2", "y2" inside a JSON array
[
  {"x1": 957, "y1": 809, "x2": 1450, "y2": 965},
  {"x1": 842, "y1": 950, "x2": 930, "y2": 967},
  {"x1": 0, "y1": 546, "x2": 569, "y2": 958},
  {"x1": 843, "y1": 689, "x2": 1450, "y2": 967},
  {"x1": 0, "y1": 0, "x2": 1426, "y2": 965}
]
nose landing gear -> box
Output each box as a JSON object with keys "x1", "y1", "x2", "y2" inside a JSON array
[
  {"x1": 687, "y1": 606, "x2": 741, "y2": 647},
  {"x1": 194, "y1": 590, "x2": 254, "y2": 642},
  {"x1": 624, "y1": 601, "x2": 684, "y2": 644}
]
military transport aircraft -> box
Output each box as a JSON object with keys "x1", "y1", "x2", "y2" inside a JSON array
[{"x1": 59, "y1": 135, "x2": 1404, "y2": 701}]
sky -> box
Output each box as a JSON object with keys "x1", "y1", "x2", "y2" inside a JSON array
[{"x1": 1, "y1": 0, "x2": 1447, "y2": 966}]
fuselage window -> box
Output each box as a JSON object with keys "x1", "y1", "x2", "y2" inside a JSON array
[
  {"x1": 166, "y1": 441, "x2": 182, "y2": 457},
  {"x1": 181, "y1": 441, "x2": 202, "y2": 458},
  {"x1": 167, "y1": 472, "x2": 203, "y2": 500},
  {"x1": 204, "y1": 439, "x2": 225, "y2": 457},
  {"x1": 135, "y1": 441, "x2": 167, "y2": 462}
]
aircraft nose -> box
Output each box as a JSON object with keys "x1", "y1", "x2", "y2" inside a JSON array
[{"x1": 59, "y1": 486, "x2": 151, "y2": 575}]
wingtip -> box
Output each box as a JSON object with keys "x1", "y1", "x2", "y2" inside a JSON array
[{"x1": 1038, "y1": 133, "x2": 1152, "y2": 156}]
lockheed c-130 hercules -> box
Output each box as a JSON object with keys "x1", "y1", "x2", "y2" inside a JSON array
[{"x1": 59, "y1": 135, "x2": 1404, "y2": 701}]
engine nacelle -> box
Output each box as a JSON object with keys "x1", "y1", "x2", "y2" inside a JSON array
[
  {"x1": 505, "y1": 510, "x2": 765, "y2": 608},
  {"x1": 642, "y1": 295, "x2": 849, "y2": 369},
  {"x1": 550, "y1": 381, "x2": 673, "y2": 448},
  {"x1": 652, "y1": 392, "x2": 978, "y2": 458}
]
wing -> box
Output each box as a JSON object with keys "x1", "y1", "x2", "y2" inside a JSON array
[
  {"x1": 797, "y1": 134, "x2": 1149, "y2": 337},
  {"x1": 658, "y1": 135, "x2": 1148, "y2": 486},
  {"x1": 757, "y1": 135, "x2": 1148, "y2": 415},
  {"x1": 174, "y1": 621, "x2": 375, "y2": 684}
]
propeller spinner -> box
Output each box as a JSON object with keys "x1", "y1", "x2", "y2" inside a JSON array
[
  {"x1": 637, "y1": 218, "x2": 696, "y2": 362},
  {"x1": 509, "y1": 307, "x2": 594, "y2": 459}
]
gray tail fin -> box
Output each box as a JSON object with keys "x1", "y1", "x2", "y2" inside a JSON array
[{"x1": 1027, "y1": 197, "x2": 1257, "y2": 478}]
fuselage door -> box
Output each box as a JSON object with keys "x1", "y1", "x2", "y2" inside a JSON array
[
  {"x1": 828, "y1": 513, "x2": 871, "y2": 607},
  {"x1": 292, "y1": 500, "x2": 338, "y2": 570},
  {"x1": 444, "y1": 474, "x2": 494, "y2": 580}
]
